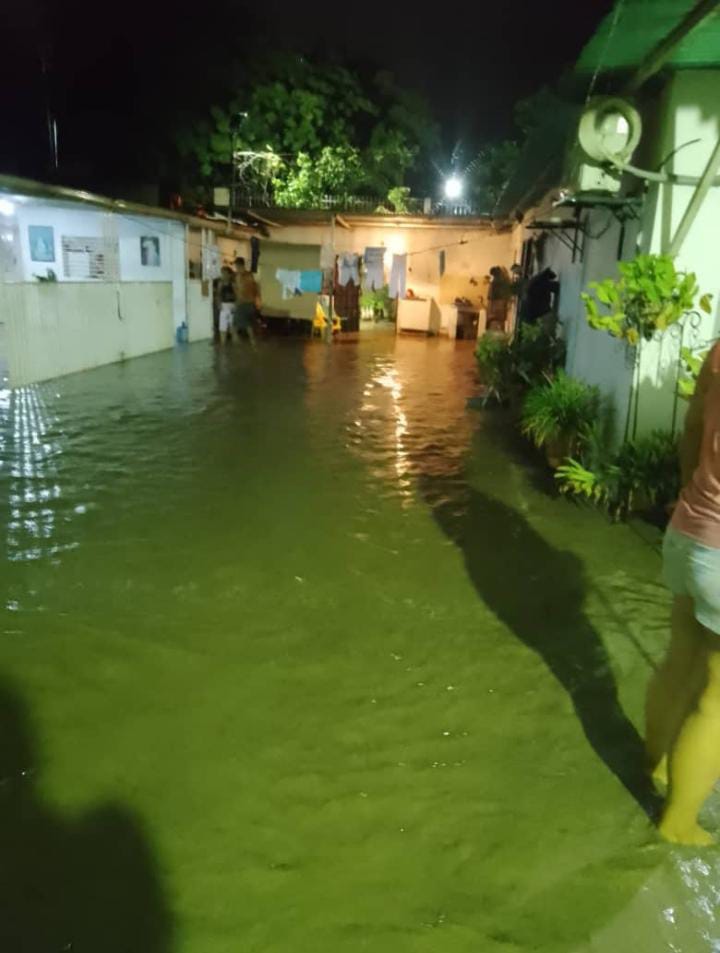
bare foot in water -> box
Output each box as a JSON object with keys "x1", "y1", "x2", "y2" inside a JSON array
[{"x1": 659, "y1": 815, "x2": 716, "y2": 846}]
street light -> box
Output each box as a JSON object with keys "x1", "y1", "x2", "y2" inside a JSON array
[{"x1": 444, "y1": 176, "x2": 463, "y2": 201}]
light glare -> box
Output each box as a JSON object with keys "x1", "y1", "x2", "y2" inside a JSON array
[{"x1": 444, "y1": 176, "x2": 463, "y2": 200}]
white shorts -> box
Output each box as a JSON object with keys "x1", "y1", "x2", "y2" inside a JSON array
[
  {"x1": 663, "y1": 526, "x2": 720, "y2": 634},
  {"x1": 219, "y1": 302, "x2": 235, "y2": 332}
]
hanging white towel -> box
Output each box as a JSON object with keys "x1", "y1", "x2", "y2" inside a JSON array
[
  {"x1": 276, "y1": 268, "x2": 301, "y2": 300},
  {"x1": 389, "y1": 254, "x2": 407, "y2": 299},
  {"x1": 363, "y1": 247, "x2": 385, "y2": 291},
  {"x1": 337, "y1": 252, "x2": 360, "y2": 287}
]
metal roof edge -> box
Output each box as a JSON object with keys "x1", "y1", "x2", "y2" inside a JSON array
[{"x1": 0, "y1": 174, "x2": 260, "y2": 239}]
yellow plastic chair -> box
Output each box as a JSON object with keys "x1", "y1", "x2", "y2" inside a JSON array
[{"x1": 313, "y1": 301, "x2": 341, "y2": 335}]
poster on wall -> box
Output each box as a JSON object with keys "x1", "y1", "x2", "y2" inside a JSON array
[
  {"x1": 140, "y1": 236, "x2": 161, "y2": 267},
  {"x1": 203, "y1": 244, "x2": 220, "y2": 280},
  {"x1": 29, "y1": 225, "x2": 55, "y2": 262},
  {"x1": 61, "y1": 236, "x2": 119, "y2": 280}
]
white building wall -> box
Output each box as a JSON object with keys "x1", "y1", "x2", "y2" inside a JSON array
[
  {"x1": 0, "y1": 197, "x2": 223, "y2": 384},
  {"x1": 1, "y1": 282, "x2": 174, "y2": 387},
  {"x1": 186, "y1": 280, "x2": 213, "y2": 342},
  {"x1": 634, "y1": 69, "x2": 720, "y2": 435},
  {"x1": 521, "y1": 69, "x2": 720, "y2": 441},
  {"x1": 16, "y1": 204, "x2": 111, "y2": 282}
]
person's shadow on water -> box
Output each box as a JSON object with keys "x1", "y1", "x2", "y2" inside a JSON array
[
  {"x1": 421, "y1": 476, "x2": 655, "y2": 815},
  {"x1": 0, "y1": 679, "x2": 174, "y2": 953}
]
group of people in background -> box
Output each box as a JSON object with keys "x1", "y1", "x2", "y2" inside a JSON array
[{"x1": 213, "y1": 257, "x2": 260, "y2": 347}]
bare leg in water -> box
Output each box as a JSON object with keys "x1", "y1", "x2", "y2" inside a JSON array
[
  {"x1": 647, "y1": 599, "x2": 720, "y2": 845},
  {"x1": 645, "y1": 596, "x2": 705, "y2": 790}
]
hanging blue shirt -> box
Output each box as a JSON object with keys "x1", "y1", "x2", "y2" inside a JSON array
[{"x1": 299, "y1": 270, "x2": 323, "y2": 293}]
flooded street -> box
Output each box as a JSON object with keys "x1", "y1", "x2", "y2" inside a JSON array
[{"x1": 3, "y1": 331, "x2": 720, "y2": 952}]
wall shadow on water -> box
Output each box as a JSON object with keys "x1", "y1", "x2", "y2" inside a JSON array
[
  {"x1": 419, "y1": 471, "x2": 657, "y2": 817},
  {"x1": 0, "y1": 678, "x2": 173, "y2": 952}
]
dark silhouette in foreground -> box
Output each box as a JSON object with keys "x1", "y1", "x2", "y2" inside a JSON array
[
  {"x1": 422, "y1": 476, "x2": 656, "y2": 815},
  {"x1": 0, "y1": 679, "x2": 173, "y2": 952}
]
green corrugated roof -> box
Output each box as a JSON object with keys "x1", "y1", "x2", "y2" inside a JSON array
[{"x1": 577, "y1": 0, "x2": 720, "y2": 72}]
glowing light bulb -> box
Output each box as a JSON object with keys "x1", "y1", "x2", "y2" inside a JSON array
[{"x1": 444, "y1": 177, "x2": 463, "y2": 200}]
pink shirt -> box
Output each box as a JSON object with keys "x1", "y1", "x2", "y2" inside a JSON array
[{"x1": 672, "y1": 343, "x2": 720, "y2": 548}]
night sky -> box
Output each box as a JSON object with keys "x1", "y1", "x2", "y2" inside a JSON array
[
  {"x1": 2, "y1": 0, "x2": 615, "y2": 189},
  {"x1": 262, "y1": 0, "x2": 616, "y2": 147}
]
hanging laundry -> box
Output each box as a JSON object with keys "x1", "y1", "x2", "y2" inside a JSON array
[
  {"x1": 299, "y1": 270, "x2": 323, "y2": 293},
  {"x1": 337, "y1": 252, "x2": 360, "y2": 287},
  {"x1": 363, "y1": 247, "x2": 385, "y2": 291},
  {"x1": 389, "y1": 254, "x2": 407, "y2": 299},
  {"x1": 276, "y1": 268, "x2": 301, "y2": 299},
  {"x1": 250, "y1": 236, "x2": 260, "y2": 273},
  {"x1": 334, "y1": 260, "x2": 360, "y2": 331}
]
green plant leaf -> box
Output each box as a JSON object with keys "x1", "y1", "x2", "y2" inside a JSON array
[{"x1": 700, "y1": 293, "x2": 713, "y2": 314}]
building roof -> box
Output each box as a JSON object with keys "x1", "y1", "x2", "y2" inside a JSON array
[
  {"x1": 577, "y1": 0, "x2": 720, "y2": 74},
  {"x1": 0, "y1": 174, "x2": 260, "y2": 239},
  {"x1": 496, "y1": 0, "x2": 720, "y2": 220},
  {"x1": 242, "y1": 206, "x2": 501, "y2": 230}
]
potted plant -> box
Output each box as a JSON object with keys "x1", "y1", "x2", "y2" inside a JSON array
[
  {"x1": 474, "y1": 320, "x2": 566, "y2": 410},
  {"x1": 581, "y1": 254, "x2": 711, "y2": 346},
  {"x1": 677, "y1": 345, "x2": 712, "y2": 401},
  {"x1": 582, "y1": 253, "x2": 712, "y2": 442},
  {"x1": 475, "y1": 332, "x2": 513, "y2": 404},
  {"x1": 521, "y1": 372, "x2": 600, "y2": 468},
  {"x1": 556, "y1": 428, "x2": 679, "y2": 521}
]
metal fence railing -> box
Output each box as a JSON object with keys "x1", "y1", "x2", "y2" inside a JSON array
[{"x1": 217, "y1": 189, "x2": 484, "y2": 218}]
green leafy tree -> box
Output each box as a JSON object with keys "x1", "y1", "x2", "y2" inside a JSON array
[
  {"x1": 464, "y1": 86, "x2": 558, "y2": 214},
  {"x1": 467, "y1": 140, "x2": 521, "y2": 212},
  {"x1": 177, "y1": 57, "x2": 439, "y2": 207},
  {"x1": 272, "y1": 146, "x2": 368, "y2": 207}
]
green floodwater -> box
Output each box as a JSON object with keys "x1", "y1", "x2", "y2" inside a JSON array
[{"x1": 2, "y1": 331, "x2": 720, "y2": 952}]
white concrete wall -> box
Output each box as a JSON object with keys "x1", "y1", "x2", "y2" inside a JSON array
[
  {"x1": 186, "y1": 280, "x2": 213, "y2": 342},
  {"x1": 634, "y1": 69, "x2": 720, "y2": 435},
  {"x1": 15, "y1": 203, "x2": 111, "y2": 282},
  {"x1": 170, "y1": 222, "x2": 188, "y2": 331},
  {"x1": 8, "y1": 200, "x2": 188, "y2": 331},
  {"x1": 0, "y1": 282, "x2": 174, "y2": 386},
  {"x1": 573, "y1": 209, "x2": 637, "y2": 439},
  {"x1": 116, "y1": 215, "x2": 186, "y2": 329},
  {"x1": 14, "y1": 203, "x2": 178, "y2": 284}
]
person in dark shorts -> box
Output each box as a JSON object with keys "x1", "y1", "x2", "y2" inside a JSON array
[{"x1": 233, "y1": 257, "x2": 258, "y2": 347}]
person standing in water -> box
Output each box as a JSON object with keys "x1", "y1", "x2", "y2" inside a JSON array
[
  {"x1": 217, "y1": 266, "x2": 237, "y2": 344},
  {"x1": 646, "y1": 342, "x2": 720, "y2": 845},
  {"x1": 233, "y1": 257, "x2": 258, "y2": 347}
]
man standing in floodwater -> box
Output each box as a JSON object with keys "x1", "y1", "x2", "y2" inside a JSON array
[
  {"x1": 234, "y1": 257, "x2": 258, "y2": 347},
  {"x1": 646, "y1": 342, "x2": 720, "y2": 845}
]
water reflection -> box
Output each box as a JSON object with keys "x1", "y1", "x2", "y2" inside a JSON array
[
  {"x1": 2, "y1": 385, "x2": 73, "y2": 563},
  {"x1": 333, "y1": 335, "x2": 477, "y2": 501},
  {"x1": 2, "y1": 336, "x2": 716, "y2": 951}
]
